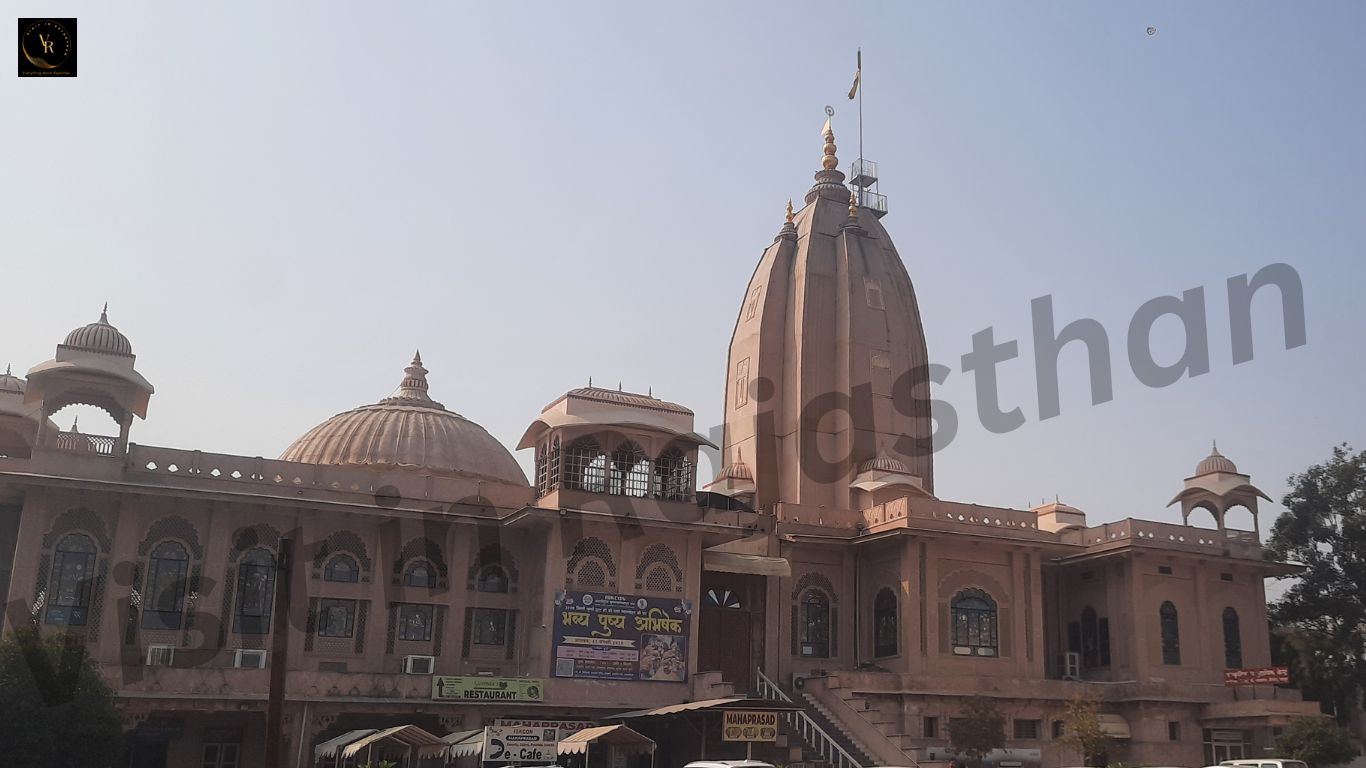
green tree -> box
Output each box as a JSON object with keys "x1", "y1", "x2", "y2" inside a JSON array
[
  {"x1": 1275, "y1": 716, "x2": 1358, "y2": 766},
  {"x1": 947, "y1": 696, "x2": 1006, "y2": 767},
  {"x1": 1267, "y1": 444, "x2": 1366, "y2": 722},
  {"x1": 1059, "y1": 693, "x2": 1112, "y2": 767},
  {"x1": 0, "y1": 627, "x2": 123, "y2": 767}
]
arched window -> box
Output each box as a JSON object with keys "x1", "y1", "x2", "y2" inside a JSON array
[
  {"x1": 404, "y1": 559, "x2": 437, "y2": 588},
  {"x1": 654, "y1": 447, "x2": 694, "y2": 502},
  {"x1": 567, "y1": 537, "x2": 616, "y2": 590},
  {"x1": 234, "y1": 548, "x2": 276, "y2": 634},
  {"x1": 476, "y1": 564, "x2": 509, "y2": 593},
  {"x1": 142, "y1": 540, "x2": 189, "y2": 630},
  {"x1": 950, "y1": 589, "x2": 998, "y2": 657},
  {"x1": 1222, "y1": 607, "x2": 1242, "y2": 669},
  {"x1": 1160, "y1": 601, "x2": 1181, "y2": 665},
  {"x1": 609, "y1": 441, "x2": 650, "y2": 497},
  {"x1": 873, "y1": 588, "x2": 898, "y2": 658},
  {"x1": 799, "y1": 589, "x2": 832, "y2": 658},
  {"x1": 535, "y1": 437, "x2": 562, "y2": 497},
  {"x1": 324, "y1": 554, "x2": 359, "y2": 583},
  {"x1": 46, "y1": 533, "x2": 96, "y2": 626},
  {"x1": 563, "y1": 437, "x2": 606, "y2": 493}
]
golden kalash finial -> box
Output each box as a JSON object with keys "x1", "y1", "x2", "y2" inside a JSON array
[
  {"x1": 785, "y1": 199, "x2": 795, "y2": 223},
  {"x1": 821, "y1": 116, "x2": 839, "y2": 171},
  {"x1": 848, "y1": 188, "x2": 859, "y2": 217}
]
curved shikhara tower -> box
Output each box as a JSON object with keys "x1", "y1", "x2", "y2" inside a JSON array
[{"x1": 716, "y1": 120, "x2": 934, "y2": 514}]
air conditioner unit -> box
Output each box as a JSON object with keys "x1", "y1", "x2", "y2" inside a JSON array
[
  {"x1": 1061, "y1": 652, "x2": 1081, "y2": 681},
  {"x1": 792, "y1": 672, "x2": 810, "y2": 690},
  {"x1": 234, "y1": 649, "x2": 267, "y2": 669},
  {"x1": 145, "y1": 644, "x2": 175, "y2": 667},
  {"x1": 403, "y1": 655, "x2": 435, "y2": 675}
]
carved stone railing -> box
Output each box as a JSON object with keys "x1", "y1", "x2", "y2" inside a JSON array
[
  {"x1": 1062, "y1": 518, "x2": 1261, "y2": 556},
  {"x1": 53, "y1": 430, "x2": 117, "y2": 456}
]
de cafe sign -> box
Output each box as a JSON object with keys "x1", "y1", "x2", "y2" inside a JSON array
[{"x1": 482, "y1": 724, "x2": 558, "y2": 764}]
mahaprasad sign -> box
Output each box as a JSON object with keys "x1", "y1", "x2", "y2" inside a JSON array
[
  {"x1": 552, "y1": 590, "x2": 692, "y2": 682},
  {"x1": 432, "y1": 676, "x2": 544, "y2": 702},
  {"x1": 722, "y1": 711, "x2": 779, "y2": 742}
]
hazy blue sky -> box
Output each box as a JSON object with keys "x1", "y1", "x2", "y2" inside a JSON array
[{"x1": 5, "y1": 2, "x2": 1364, "y2": 537}]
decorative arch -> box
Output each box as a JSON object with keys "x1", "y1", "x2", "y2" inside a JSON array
[
  {"x1": 609, "y1": 440, "x2": 651, "y2": 497},
  {"x1": 393, "y1": 537, "x2": 447, "y2": 587},
  {"x1": 654, "y1": 446, "x2": 694, "y2": 502},
  {"x1": 792, "y1": 576, "x2": 835, "y2": 659},
  {"x1": 635, "y1": 542, "x2": 684, "y2": 593},
  {"x1": 566, "y1": 536, "x2": 616, "y2": 590},
  {"x1": 563, "y1": 436, "x2": 607, "y2": 493},
  {"x1": 136, "y1": 516, "x2": 203, "y2": 560},
  {"x1": 228, "y1": 524, "x2": 282, "y2": 562},
  {"x1": 42, "y1": 508, "x2": 112, "y2": 551},
  {"x1": 950, "y1": 588, "x2": 999, "y2": 657},
  {"x1": 791, "y1": 571, "x2": 839, "y2": 603},
  {"x1": 467, "y1": 544, "x2": 519, "y2": 593},
  {"x1": 311, "y1": 529, "x2": 371, "y2": 579}
]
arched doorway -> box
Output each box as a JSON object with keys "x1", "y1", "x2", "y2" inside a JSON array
[{"x1": 697, "y1": 572, "x2": 765, "y2": 692}]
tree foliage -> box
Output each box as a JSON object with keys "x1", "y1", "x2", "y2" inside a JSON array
[
  {"x1": 948, "y1": 696, "x2": 1006, "y2": 766},
  {"x1": 1059, "y1": 693, "x2": 1112, "y2": 767},
  {"x1": 0, "y1": 628, "x2": 123, "y2": 767},
  {"x1": 1275, "y1": 716, "x2": 1358, "y2": 766},
  {"x1": 1267, "y1": 444, "x2": 1366, "y2": 721}
]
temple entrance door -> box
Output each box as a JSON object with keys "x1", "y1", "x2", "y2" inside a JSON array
[{"x1": 698, "y1": 572, "x2": 764, "y2": 692}]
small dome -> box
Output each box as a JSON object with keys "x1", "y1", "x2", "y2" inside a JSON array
[
  {"x1": 859, "y1": 454, "x2": 910, "y2": 474},
  {"x1": 1196, "y1": 443, "x2": 1238, "y2": 475},
  {"x1": 712, "y1": 458, "x2": 753, "y2": 483},
  {"x1": 62, "y1": 306, "x2": 133, "y2": 356},
  {"x1": 279, "y1": 353, "x2": 527, "y2": 486},
  {"x1": 0, "y1": 364, "x2": 23, "y2": 394}
]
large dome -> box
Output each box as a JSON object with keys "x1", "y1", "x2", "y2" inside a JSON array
[
  {"x1": 279, "y1": 353, "x2": 527, "y2": 486},
  {"x1": 62, "y1": 306, "x2": 134, "y2": 356}
]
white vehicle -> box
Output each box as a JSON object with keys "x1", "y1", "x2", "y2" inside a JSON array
[
  {"x1": 1221, "y1": 760, "x2": 1310, "y2": 768},
  {"x1": 683, "y1": 762, "x2": 777, "y2": 768}
]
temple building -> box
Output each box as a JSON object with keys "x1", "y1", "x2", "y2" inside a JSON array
[{"x1": 0, "y1": 121, "x2": 1319, "y2": 768}]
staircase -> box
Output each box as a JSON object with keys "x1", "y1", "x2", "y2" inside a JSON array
[{"x1": 755, "y1": 670, "x2": 884, "y2": 768}]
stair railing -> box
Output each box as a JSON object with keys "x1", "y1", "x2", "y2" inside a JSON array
[{"x1": 756, "y1": 669, "x2": 865, "y2": 768}]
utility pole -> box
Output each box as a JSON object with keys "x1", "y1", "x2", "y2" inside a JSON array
[{"x1": 264, "y1": 536, "x2": 294, "y2": 768}]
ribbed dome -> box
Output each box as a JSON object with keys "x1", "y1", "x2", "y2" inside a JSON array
[
  {"x1": 859, "y1": 454, "x2": 910, "y2": 474},
  {"x1": 62, "y1": 306, "x2": 133, "y2": 356},
  {"x1": 279, "y1": 353, "x2": 527, "y2": 486},
  {"x1": 713, "y1": 459, "x2": 753, "y2": 483},
  {"x1": 1196, "y1": 443, "x2": 1238, "y2": 475},
  {"x1": 0, "y1": 364, "x2": 23, "y2": 394}
]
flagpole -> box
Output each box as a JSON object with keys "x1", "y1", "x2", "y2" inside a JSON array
[{"x1": 858, "y1": 47, "x2": 863, "y2": 186}]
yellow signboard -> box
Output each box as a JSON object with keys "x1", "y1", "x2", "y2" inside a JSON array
[
  {"x1": 722, "y1": 710, "x2": 779, "y2": 742},
  {"x1": 431, "y1": 676, "x2": 544, "y2": 702}
]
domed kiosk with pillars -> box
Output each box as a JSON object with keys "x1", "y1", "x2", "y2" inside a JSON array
[{"x1": 1168, "y1": 443, "x2": 1271, "y2": 539}]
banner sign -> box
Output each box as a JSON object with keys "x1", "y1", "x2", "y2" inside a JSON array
[
  {"x1": 722, "y1": 711, "x2": 780, "y2": 742},
  {"x1": 482, "y1": 725, "x2": 557, "y2": 764},
  {"x1": 432, "y1": 676, "x2": 544, "y2": 702},
  {"x1": 493, "y1": 719, "x2": 595, "y2": 741},
  {"x1": 1224, "y1": 666, "x2": 1290, "y2": 686},
  {"x1": 552, "y1": 590, "x2": 692, "y2": 682}
]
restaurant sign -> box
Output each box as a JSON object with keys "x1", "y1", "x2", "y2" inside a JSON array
[
  {"x1": 432, "y1": 676, "x2": 544, "y2": 702},
  {"x1": 722, "y1": 711, "x2": 780, "y2": 742},
  {"x1": 1223, "y1": 666, "x2": 1290, "y2": 686},
  {"x1": 552, "y1": 590, "x2": 692, "y2": 682}
]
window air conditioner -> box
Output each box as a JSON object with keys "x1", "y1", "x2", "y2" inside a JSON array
[
  {"x1": 234, "y1": 649, "x2": 267, "y2": 669},
  {"x1": 145, "y1": 644, "x2": 175, "y2": 667},
  {"x1": 403, "y1": 655, "x2": 435, "y2": 675}
]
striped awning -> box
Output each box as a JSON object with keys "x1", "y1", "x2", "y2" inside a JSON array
[
  {"x1": 314, "y1": 729, "x2": 377, "y2": 760},
  {"x1": 340, "y1": 725, "x2": 447, "y2": 759}
]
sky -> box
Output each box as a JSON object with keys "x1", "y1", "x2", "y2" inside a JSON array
[{"x1": 5, "y1": 2, "x2": 1364, "y2": 545}]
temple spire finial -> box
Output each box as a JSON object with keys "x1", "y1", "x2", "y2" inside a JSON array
[
  {"x1": 786, "y1": 199, "x2": 795, "y2": 223},
  {"x1": 99, "y1": 302, "x2": 109, "y2": 324},
  {"x1": 412, "y1": 349, "x2": 422, "y2": 366},
  {"x1": 821, "y1": 116, "x2": 839, "y2": 171},
  {"x1": 777, "y1": 198, "x2": 798, "y2": 241},
  {"x1": 807, "y1": 108, "x2": 849, "y2": 203}
]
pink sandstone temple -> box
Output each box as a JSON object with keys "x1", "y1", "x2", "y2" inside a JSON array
[{"x1": 0, "y1": 122, "x2": 1318, "y2": 768}]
